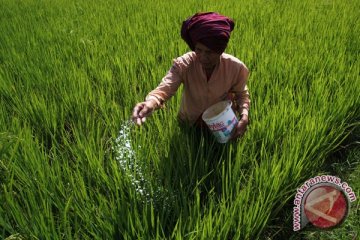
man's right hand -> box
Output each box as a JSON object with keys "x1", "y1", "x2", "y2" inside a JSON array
[{"x1": 131, "y1": 100, "x2": 157, "y2": 126}]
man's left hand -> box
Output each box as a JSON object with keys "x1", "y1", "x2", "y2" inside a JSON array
[{"x1": 230, "y1": 115, "x2": 249, "y2": 140}]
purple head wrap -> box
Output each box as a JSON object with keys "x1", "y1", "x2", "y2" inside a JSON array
[{"x1": 181, "y1": 12, "x2": 235, "y2": 54}]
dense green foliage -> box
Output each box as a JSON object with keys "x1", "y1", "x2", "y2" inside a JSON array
[{"x1": 0, "y1": 0, "x2": 359, "y2": 239}]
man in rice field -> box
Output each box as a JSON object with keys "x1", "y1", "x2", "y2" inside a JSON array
[{"x1": 132, "y1": 12, "x2": 250, "y2": 141}]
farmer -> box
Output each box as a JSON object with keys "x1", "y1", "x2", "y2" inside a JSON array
[{"x1": 132, "y1": 12, "x2": 250, "y2": 140}]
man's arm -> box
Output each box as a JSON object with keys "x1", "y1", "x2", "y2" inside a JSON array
[
  {"x1": 230, "y1": 63, "x2": 250, "y2": 139},
  {"x1": 132, "y1": 62, "x2": 183, "y2": 126}
]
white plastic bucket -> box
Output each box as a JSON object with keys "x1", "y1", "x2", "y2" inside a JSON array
[{"x1": 202, "y1": 100, "x2": 238, "y2": 143}]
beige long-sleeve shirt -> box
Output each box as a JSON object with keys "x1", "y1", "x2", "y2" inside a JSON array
[{"x1": 146, "y1": 51, "x2": 250, "y2": 125}]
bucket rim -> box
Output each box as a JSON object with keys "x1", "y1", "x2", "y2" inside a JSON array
[{"x1": 202, "y1": 100, "x2": 233, "y2": 122}]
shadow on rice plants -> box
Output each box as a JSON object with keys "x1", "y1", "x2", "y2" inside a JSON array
[{"x1": 154, "y1": 122, "x2": 231, "y2": 234}]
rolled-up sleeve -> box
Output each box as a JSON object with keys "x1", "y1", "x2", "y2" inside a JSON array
[{"x1": 146, "y1": 60, "x2": 184, "y2": 107}]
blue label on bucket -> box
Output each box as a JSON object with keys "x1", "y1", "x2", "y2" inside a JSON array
[{"x1": 211, "y1": 116, "x2": 238, "y2": 141}]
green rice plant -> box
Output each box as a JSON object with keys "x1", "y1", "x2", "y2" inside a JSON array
[{"x1": 0, "y1": 0, "x2": 359, "y2": 239}]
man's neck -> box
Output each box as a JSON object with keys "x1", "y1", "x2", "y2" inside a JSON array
[{"x1": 203, "y1": 66, "x2": 215, "y2": 80}]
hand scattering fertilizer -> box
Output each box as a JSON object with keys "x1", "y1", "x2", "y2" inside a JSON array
[{"x1": 202, "y1": 100, "x2": 238, "y2": 143}]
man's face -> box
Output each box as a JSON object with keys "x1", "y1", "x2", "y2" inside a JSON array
[{"x1": 194, "y1": 42, "x2": 221, "y2": 70}]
